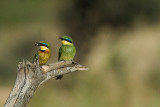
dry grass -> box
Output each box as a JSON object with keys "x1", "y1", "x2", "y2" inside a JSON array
[{"x1": 84, "y1": 22, "x2": 160, "y2": 107}]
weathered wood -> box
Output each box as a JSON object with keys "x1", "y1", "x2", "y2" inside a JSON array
[{"x1": 4, "y1": 60, "x2": 88, "y2": 107}]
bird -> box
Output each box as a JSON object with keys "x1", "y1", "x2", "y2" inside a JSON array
[
  {"x1": 56, "y1": 36, "x2": 76, "y2": 80},
  {"x1": 33, "y1": 41, "x2": 51, "y2": 65}
]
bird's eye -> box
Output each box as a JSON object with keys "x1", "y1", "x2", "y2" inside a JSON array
[{"x1": 40, "y1": 43, "x2": 48, "y2": 48}]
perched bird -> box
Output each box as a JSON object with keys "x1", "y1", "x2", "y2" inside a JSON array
[
  {"x1": 33, "y1": 41, "x2": 51, "y2": 65},
  {"x1": 56, "y1": 36, "x2": 76, "y2": 80}
]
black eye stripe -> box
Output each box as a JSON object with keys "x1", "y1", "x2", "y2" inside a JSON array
[
  {"x1": 40, "y1": 43, "x2": 49, "y2": 48},
  {"x1": 61, "y1": 38, "x2": 72, "y2": 43}
]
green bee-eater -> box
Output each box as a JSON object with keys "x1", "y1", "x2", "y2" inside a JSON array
[{"x1": 56, "y1": 36, "x2": 76, "y2": 80}]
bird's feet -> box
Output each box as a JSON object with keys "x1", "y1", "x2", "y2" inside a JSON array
[{"x1": 72, "y1": 60, "x2": 79, "y2": 65}]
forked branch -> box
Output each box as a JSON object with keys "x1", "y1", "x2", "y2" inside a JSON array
[{"x1": 4, "y1": 60, "x2": 88, "y2": 107}]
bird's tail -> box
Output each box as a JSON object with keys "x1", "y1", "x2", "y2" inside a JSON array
[{"x1": 33, "y1": 53, "x2": 38, "y2": 63}]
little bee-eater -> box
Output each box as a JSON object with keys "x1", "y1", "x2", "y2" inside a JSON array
[
  {"x1": 56, "y1": 36, "x2": 76, "y2": 80},
  {"x1": 33, "y1": 41, "x2": 51, "y2": 65}
]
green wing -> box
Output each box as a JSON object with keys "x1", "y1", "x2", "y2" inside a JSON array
[
  {"x1": 58, "y1": 47, "x2": 62, "y2": 61},
  {"x1": 33, "y1": 52, "x2": 39, "y2": 63}
]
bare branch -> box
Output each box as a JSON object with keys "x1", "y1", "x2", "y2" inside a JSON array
[{"x1": 4, "y1": 60, "x2": 88, "y2": 107}]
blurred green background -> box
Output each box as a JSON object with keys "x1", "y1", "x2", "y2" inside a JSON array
[{"x1": 1, "y1": 0, "x2": 160, "y2": 107}]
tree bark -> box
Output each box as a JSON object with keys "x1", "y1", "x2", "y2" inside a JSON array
[{"x1": 4, "y1": 60, "x2": 88, "y2": 107}]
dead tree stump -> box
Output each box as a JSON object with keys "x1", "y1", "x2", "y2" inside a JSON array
[{"x1": 4, "y1": 60, "x2": 88, "y2": 107}]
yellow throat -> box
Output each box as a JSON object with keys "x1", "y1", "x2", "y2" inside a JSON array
[
  {"x1": 62, "y1": 40, "x2": 72, "y2": 45},
  {"x1": 40, "y1": 46, "x2": 48, "y2": 50}
]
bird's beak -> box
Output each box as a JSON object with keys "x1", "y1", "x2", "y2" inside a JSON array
[
  {"x1": 34, "y1": 42, "x2": 40, "y2": 46},
  {"x1": 59, "y1": 37, "x2": 62, "y2": 40}
]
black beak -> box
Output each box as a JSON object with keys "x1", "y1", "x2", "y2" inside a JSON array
[
  {"x1": 59, "y1": 37, "x2": 63, "y2": 40},
  {"x1": 34, "y1": 42, "x2": 40, "y2": 46}
]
